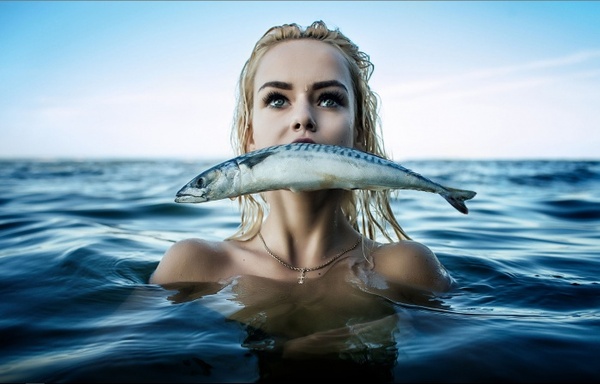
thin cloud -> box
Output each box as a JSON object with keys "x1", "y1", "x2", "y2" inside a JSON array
[{"x1": 382, "y1": 49, "x2": 600, "y2": 99}]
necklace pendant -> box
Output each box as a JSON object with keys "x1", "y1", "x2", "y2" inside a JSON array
[{"x1": 298, "y1": 269, "x2": 306, "y2": 284}]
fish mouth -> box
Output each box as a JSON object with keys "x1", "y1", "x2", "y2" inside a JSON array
[
  {"x1": 292, "y1": 138, "x2": 316, "y2": 144},
  {"x1": 174, "y1": 194, "x2": 198, "y2": 203},
  {"x1": 175, "y1": 186, "x2": 207, "y2": 203},
  {"x1": 175, "y1": 194, "x2": 209, "y2": 203}
]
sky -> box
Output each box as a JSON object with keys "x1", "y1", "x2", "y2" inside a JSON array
[{"x1": 1, "y1": 1, "x2": 599, "y2": 161}]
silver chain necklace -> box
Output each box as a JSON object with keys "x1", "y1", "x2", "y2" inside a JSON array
[{"x1": 258, "y1": 232, "x2": 362, "y2": 284}]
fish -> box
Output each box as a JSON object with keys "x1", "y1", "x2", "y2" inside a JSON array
[{"x1": 175, "y1": 143, "x2": 477, "y2": 214}]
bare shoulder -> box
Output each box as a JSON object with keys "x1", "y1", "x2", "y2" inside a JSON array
[
  {"x1": 371, "y1": 240, "x2": 454, "y2": 293},
  {"x1": 149, "y1": 238, "x2": 233, "y2": 285}
]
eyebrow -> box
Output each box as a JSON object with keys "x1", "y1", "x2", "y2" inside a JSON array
[
  {"x1": 313, "y1": 80, "x2": 348, "y2": 92},
  {"x1": 258, "y1": 81, "x2": 292, "y2": 92},
  {"x1": 258, "y1": 80, "x2": 348, "y2": 92}
]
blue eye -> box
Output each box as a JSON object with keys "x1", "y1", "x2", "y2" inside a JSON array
[
  {"x1": 263, "y1": 92, "x2": 288, "y2": 108},
  {"x1": 318, "y1": 91, "x2": 347, "y2": 108}
]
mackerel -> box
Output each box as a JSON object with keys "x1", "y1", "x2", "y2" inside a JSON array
[{"x1": 175, "y1": 143, "x2": 476, "y2": 214}]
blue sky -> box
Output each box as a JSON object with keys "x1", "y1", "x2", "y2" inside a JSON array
[{"x1": 1, "y1": 1, "x2": 599, "y2": 160}]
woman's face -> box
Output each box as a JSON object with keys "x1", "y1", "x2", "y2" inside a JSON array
[{"x1": 248, "y1": 39, "x2": 356, "y2": 151}]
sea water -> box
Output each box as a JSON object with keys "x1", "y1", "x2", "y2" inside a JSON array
[{"x1": 0, "y1": 159, "x2": 598, "y2": 382}]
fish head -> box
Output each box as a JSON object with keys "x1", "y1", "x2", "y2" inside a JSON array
[
  {"x1": 175, "y1": 161, "x2": 239, "y2": 203},
  {"x1": 174, "y1": 174, "x2": 210, "y2": 203}
]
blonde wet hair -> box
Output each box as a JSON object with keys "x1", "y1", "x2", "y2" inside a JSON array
[{"x1": 228, "y1": 20, "x2": 410, "y2": 242}]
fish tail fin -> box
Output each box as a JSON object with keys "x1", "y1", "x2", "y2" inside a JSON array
[{"x1": 441, "y1": 187, "x2": 477, "y2": 214}]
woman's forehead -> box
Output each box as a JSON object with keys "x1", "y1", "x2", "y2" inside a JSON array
[{"x1": 253, "y1": 40, "x2": 352, "y2": 90}]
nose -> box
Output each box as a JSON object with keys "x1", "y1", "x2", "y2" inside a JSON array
[{"x1": 290, "y1": 100, "x2": 317, "y2": 132}]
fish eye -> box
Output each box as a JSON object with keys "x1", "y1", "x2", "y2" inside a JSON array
[{"x1": 195, "y1": 177, "x2": 205, "y2": 188}]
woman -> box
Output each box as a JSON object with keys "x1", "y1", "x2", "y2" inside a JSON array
[
  {"x1": 151, "y1": 20, "x2": 452, "y2": 292},
  {"x1": 150, "y1": 21, "x2": 453, "y2": 368}
]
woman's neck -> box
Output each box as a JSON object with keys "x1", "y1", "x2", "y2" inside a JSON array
[{"x1": 260, "y1": 190, "x2": 359, "y2": 267}]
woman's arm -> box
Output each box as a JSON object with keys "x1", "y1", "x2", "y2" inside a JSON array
[
  {"x1": 371, "y1": 241, "x2": 454, "y2": 294},
  {"x1": 150, "y1": 239, "x2": 228, "y2": 285}
]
